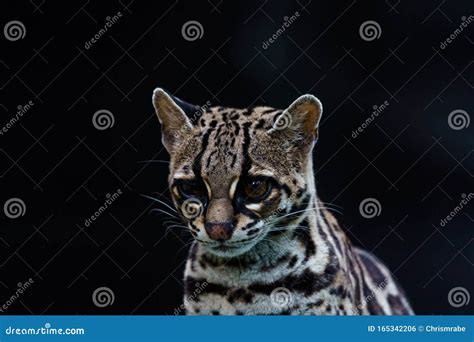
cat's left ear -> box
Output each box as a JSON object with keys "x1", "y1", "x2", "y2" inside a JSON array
[
  {"x1": 271, "y1": 94, "x2": 323, "y2": 143},
  {"x1": 152, "y1": 88, "x2": 195, "y2": 154}
]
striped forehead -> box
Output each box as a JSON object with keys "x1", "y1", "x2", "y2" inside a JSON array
[
  {"x1": 190, "y1": 107, "x2": 280, "y2": 194},
  {"x1": 198, "y1": 108, "x2": 248, "y2": 176},
  {"x1": 172, "y1": 106, "x2": 284, "y2": 179}
]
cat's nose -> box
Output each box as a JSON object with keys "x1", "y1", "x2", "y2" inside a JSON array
[{"x1": 204, "y1": 221, "x2": 234, "y2": 241}]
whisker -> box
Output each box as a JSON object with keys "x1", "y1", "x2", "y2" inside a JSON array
[
  {"x1": 137, "y1": 160, "x2": 170, "y2": 164},
  {"x1": 270, "y1": 207, "x2": 320, "y2": 222},
  {"x1": 162, "y1": 220, "x2": 188, "y2": 237},
  {"x1": 317, "y1": 200, "x2": 344, "y2": 210},
  {"x1": 163, "y1": 219, "x2": 181, "y2": 225},
  {"x1": 270, "y1": 224, "x2": 308, "y2": 230},
  {"x1": 149, "y1": 208, "x2": 178, "y2": 218},
  {"x1": 270, "y1": 205, "x2": 344, "y2": 224},
  {"x1": 166, "y1": 224, "x2": 188, "y2": 229},
  {"x1": 141, "y1": 194, "x2": 178, "y2": 213},
  {"x1": 151, "y1": 191, "x2": 172, "y2": 199},
  {"x1": 162, "y1": 220, "x2": 184, "y2": 233},
  {"x1": 320, "y1": 206, "x2": 343, "y2": 216},
  {"x1": 177, "y1": 239, "x2": 196, "y2": 255}
]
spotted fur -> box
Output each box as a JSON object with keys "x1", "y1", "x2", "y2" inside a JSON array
[{"x1": 152, "y1": 88, "x2": 413, "y2": 315}]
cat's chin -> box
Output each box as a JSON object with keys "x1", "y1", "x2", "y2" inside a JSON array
[{"x1": 201, "y1": 239, "x2": 260, "y2": 258}]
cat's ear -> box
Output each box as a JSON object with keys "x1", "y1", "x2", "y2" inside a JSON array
[
  {"x1": 270, "y1": 94, "x2": 323, "y2": 145},
  {"x1": 152, "y1": 88, "x2": 194, "y2": 154}
]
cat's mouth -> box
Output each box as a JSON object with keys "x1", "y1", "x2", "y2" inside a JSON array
[{"x1": 200, "y1": 235, "x2": 263, "y2": 257}]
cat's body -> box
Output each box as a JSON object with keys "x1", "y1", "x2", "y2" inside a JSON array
[
  {"x1": 183, "y1": 203, "x2": 413, "y2": 315},
  {"x1": 152, "y1": 88, "x2": 413, "y2": 315}
]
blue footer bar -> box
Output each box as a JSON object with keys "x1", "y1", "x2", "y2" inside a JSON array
[{"x1": 0, "y1": 316, "x2": 473, "y2": 342}]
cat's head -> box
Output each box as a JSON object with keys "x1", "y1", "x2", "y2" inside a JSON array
[{"x1": 152, "y1": 88, "x2": 322, "y2": 257}]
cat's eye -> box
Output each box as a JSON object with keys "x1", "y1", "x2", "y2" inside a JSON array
[
  {"x1": 243, "y1": 178, "x2": 272, "y2": 201},
  {"x1": 175, "y1": 180, "x2": 206, "y2": 198}
]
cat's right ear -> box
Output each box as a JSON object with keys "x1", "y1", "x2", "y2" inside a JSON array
[{"x1": 152, "y1": 88, "x2": 193, "y2": 154}]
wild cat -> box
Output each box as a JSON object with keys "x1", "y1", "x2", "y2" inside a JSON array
[{"x1": 152, "y1": 88, "x2": 413, "y2": 315}]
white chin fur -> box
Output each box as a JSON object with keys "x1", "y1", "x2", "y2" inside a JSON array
[{"x1": 202, "y1": 238, "x2": 260, "y2": 258}]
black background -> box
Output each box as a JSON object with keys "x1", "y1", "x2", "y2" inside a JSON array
[{"x1": 0, "y1": 0, "x2": 473, "y2": 315}]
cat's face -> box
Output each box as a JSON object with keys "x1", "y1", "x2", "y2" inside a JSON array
[{"x1": 153, "y1": 89, "x2": 322, "y2": 257}]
